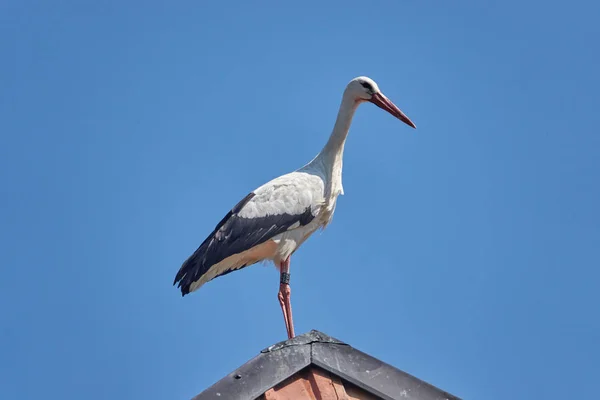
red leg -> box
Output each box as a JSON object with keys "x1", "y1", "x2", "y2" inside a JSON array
[
  {"x1": 277, "y1": 283, "x2": 291, "y2": 338},
  {"x1": 278, "y1": 257, "x2": 295, "y2": 339}
]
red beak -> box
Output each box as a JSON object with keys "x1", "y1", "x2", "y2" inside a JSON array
[{"x1": 370, "y1": 92, "x2": 416, "y2": 129}]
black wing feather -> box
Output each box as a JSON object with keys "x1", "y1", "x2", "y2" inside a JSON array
[{"x1": 173, "y1": 192, "x2": 314, "y2": 295}]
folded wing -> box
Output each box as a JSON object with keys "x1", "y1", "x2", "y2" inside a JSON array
[{"x1": 173, "y1": 172, "x2": 325, "y2": 295}]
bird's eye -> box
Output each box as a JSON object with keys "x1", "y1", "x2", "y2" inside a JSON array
[{"x1": 360, "y1": 81, "x2": 373, "y2": 91}]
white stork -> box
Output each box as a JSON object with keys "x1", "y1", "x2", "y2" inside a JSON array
[{"x1": 174, "y1": 76, "x2": 416, "y2": 339}]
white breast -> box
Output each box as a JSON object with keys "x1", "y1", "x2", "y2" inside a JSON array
[{"x1": 264, "y1": 155, "x2": 346, "y2": 265}]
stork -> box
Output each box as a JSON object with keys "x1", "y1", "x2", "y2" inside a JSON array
[{"x1": 173, "y1": 76, "x2": 416, "y2": 339}]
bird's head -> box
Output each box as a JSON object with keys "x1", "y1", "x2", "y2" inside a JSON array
[{"x1": 346, "y1": 76, "x2": 416, "y2": 129}]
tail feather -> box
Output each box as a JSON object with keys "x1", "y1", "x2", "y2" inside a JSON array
[{"x1": 174, "y1": 234, "x2": 217, "y2": 295}]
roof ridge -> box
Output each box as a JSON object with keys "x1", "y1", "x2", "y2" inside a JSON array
[{"x1": 261, "y1": 329, "x2": 347, "y2": 353}]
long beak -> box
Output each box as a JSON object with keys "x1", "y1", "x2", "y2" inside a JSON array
[{"x1": 370, "y1": 92, "x2": 416, "y2": 129}]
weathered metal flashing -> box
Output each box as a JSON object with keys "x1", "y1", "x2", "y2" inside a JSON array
[{"x1": 261, "y1": 329, "x2": 346, "y2": 353}]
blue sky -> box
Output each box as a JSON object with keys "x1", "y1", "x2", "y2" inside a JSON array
[{"x1": 1, "y1": 1, "x2": 599, "y2": 399}]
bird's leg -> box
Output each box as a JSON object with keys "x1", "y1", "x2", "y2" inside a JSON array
[
  {"x1": 278, "y1": 257, "x2": 295, "y2": 339},
  {"x1": 277, "y1": 280, "x2": 290, "y2": 339}
]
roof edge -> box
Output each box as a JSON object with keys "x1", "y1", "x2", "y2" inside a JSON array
[
  {"x1": 192, "y1": 331, "x2": 316, "y2": 400},
  {"x1": 191, "y1": 330, "x2": 461, "y2": 400},
  {"x1": 312, "y1": 341, "x2": 461, "y2": 400}
]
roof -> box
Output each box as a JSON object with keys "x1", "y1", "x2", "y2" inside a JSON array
[{"x1": 192, "y1": 330, "x2": 461, "y2": 400}]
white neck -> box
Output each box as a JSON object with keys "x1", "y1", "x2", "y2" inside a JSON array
[
  {"x1": 300, "y1": 90, "x2": 359, "y2": 199},
  {"x1": 315, "y1": 91, "x2": 359, "y2": 166}
]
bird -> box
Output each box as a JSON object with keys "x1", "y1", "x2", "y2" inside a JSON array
[{"x1": 173, "y1": 76, "x2": 416, "y2": 339}]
